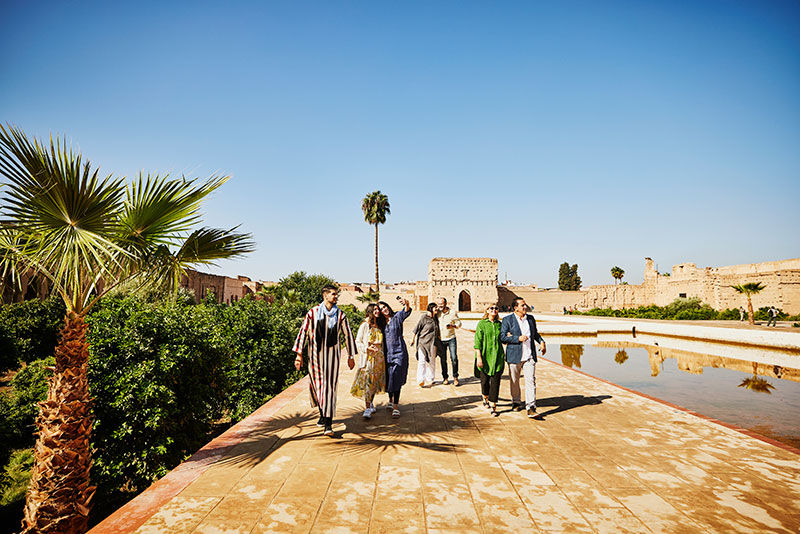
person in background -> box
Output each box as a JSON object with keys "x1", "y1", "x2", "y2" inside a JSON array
[
  {"x1": 474, "y1": 303, "x2": 505, "y2": 416},
  {"x1": 436, "y1": 297, "x2": 462, "y2": 385},
  {"x1": 293, "y1": 285, "x2": 357, "y2": 436},
  {"x1": 351, "y1": 303, "x2": 386, "y2": 419},
  {"x1": 411, "y1": 302, "x2": 441, "y2": 388},
  {"x1": 380, "y1": 297, "x2": 412, "y2": 417},
  {"x1": 767, "y1": 306, "x2": 779, "y2": 327},
  {"x1": 500, "y1": 297, "x2": 546, "y2": 419},
  {"x1": 739, "y1": 306, "x2": 746, "y2": 321}
]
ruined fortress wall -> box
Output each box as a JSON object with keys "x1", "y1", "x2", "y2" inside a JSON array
[
  {"x1": 427, "y1": 258, "x2": 498, "y2": 311},
  {"x1": 181, "y1": 269, "x2": 244, "y2": 304},
  {"x1": 580, "y1": 258, "x2": 800, "y2": 314},
  {"x1": 498, "y1": 287, "x2": 587, "y2": 312}
]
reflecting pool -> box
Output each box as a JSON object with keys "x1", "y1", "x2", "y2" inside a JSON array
[{"x1": 548, "y1": 337, "x2": 800, "y2": 449}]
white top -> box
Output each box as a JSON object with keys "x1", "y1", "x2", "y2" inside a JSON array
[
  {"x1": 516, "y1": 314, "x2": 533, "y2": 362},
  {"x1": 355, "y1": 322, "x2": 370, "y2": 369},
  {"x1": 438, "y1": 308, "x2": 461, "y2": 341}
]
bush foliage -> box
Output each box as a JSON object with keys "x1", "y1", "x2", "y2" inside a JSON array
[
  {"x1": 0, "y1": 271, "x2": 363, "y2": 529},
  {"x1": 574, "y1": 297, "x2": 789, "y2": 321},
  {"x1": 0, "y1": 297, "x2": 64, "y2": 372}
]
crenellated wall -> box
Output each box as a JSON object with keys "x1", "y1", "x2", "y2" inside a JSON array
[{"x1": 580, "y1": 257, "x2": 800, "y2": 314}]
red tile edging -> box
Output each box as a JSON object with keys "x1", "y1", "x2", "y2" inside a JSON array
[
  {"x1": 540, "y1": 356, "x2": 800, "y2": 456},
  {"x1": 88, "y1": 376, "x2": 310, "y2": 534}
]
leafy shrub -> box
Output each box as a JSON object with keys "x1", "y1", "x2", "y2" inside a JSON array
[
  {"x1": 754, "y1": 306, "x2": 786, "y2": 321},
  {"x1": 219, "y1": 296, "x2": 306, "y2": 421},
  {"x1": 576, "y1": 298, "x2": 727, "y2": 321},
  {"x1": 718, "y1": 308, "x2": 741, "y2": 320},
  {"x1": 0, "y1": 297, "x2": 64, "y2": 372},
  {"x1": 0, "y1": 448, "x2": 34, "y2": 528},
  {"x1": 0, "y1": 358, "x2": 53, "y2": 468},
  {"x1": 261, "y1": 271, "x2": 338, "y2": 309},
  {"x1": 87, "y1": 295, "x2": 230, "y2": 496}
]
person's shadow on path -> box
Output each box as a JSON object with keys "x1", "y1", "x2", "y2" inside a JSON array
[{"x1": 533, "y1": 394, "x2": 612, "y2": 420}]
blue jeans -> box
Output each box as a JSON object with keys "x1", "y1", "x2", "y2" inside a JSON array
[{"x1": 439, "y1": 337, "x2": 458, "y2": 380}]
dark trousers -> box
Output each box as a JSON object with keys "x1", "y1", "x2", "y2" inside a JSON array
[
  {"x1": 480, "y1": 370, "x2": 502, "y2": 404},
  {"x1": 388, "y1": 390, "x2": 401, "y2": 404},
  {"x1": 317, "y1": 408, "x2": 332, "y2": 426},
  {"x1": 440, "y1": 337, "x2": 459, "y2": 379}
]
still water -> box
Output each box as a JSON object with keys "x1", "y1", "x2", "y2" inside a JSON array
[{"x1": 548, "y1": 338, "x2": 800, "y2": 449}]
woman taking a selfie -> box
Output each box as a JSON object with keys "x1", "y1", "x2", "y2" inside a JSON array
[{"x1": 380, "y1": 296, "x2": 412, "y2": 417}]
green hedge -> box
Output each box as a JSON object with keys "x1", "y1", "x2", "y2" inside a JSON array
[
  {"x1": 0, "y1": 272, "x2": 364, "y2": 529},
  {"x1": 574, "y1": 298, "x2": 791, "y2": 321},
  {"x1": 0, "y1": 298, "x2": 64, "y2": 373}
]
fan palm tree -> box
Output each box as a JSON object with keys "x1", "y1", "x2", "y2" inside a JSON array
[
  {"x1": 361, "y1": 191, "x2": 390, "y2": 291},
  {"x1": 614, "y1": 349, "x2": 629, "y2": 365},
  {"x1": 610, "y1": 266, "x2": 625, "y2": 285},
  {"x1": 731, "y1": 282, "x2": 766, "y2": 325},
  {"x1": 738, "y1": 364, "x2": 775, "y2": 393},
  {"x1": 0, "y1": 125, "x2": 254, "y2": 534}
]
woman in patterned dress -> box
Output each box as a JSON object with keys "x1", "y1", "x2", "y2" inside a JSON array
[{"x1": 351, "y1": 303, "x2": 387, "y2": 419}]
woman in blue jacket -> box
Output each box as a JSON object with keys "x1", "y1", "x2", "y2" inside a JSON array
[{"x1": 379, "y1": 297, "x2": 412, "y2": 417}]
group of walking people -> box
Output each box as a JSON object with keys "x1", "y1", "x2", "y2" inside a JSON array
[{"x1": 292, "y1": 285, "x2": 545, "y2": 436}]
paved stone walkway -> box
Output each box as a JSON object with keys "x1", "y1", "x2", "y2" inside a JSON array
[{"x1": 130, "y1": 327, "x2": 799, "y2": 533}]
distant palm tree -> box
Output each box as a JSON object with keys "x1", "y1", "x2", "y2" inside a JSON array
[
  {"x1": 614, "y1": 349, "x2": 629, "y2": 365},
  {"x1": 611, "y1": 266, "x2": 625, "y2": 285},
  {"x1": 731, "y1": 282, "x2": 766, "y2": 325},
  {"x1": 0, "y1": 125, "x2": 253, "y2": 534},
  {"x1": 361, "y1": 191, "x2": 390, "y2": 290}
]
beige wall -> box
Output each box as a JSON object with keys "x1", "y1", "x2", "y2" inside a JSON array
[
  {"x1": 425, "y1": 257, "x2": 499, "y2": 311},
  {"x1": 580, "y1": 257, "x2": 800, "y2": 314}
]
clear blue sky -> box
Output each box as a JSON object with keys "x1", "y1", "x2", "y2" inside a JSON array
[{"x1": 2, "y1": 0, "x2": 799, "y2": 287}]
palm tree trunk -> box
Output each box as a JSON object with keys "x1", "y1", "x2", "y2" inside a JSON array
[
  {"x1": 23, "y1": 312, "x2": 95, "y2": 534},
  {"x1": 374, "y1": 223, "x2": 379, "y2": 291},
  {"x1": 747, "y1": 297, "x2": 755, "y2": 326}
]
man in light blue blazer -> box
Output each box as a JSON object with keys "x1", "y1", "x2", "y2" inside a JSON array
[{"x1": 500, "y1": 297, "x2": 546, "y2": 418}]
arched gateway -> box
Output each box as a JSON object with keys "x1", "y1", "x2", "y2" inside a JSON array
[{"x1": 458, "y1": 290, "x2": 472, "y2": 312}]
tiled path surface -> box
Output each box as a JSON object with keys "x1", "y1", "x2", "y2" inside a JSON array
[{"x1": 129, "y1": 328, "x2": 799, "y2": 533}]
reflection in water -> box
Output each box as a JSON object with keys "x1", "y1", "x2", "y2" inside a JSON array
[
  {"x1": 739, "y1": 363, "x2": 776, "y2": 394},
  {"x1": 738, "y1": 376, "x2": 776, "y2": 394},
  {"x1": 551, "y1": 340, "x2": 800, "y2": 448},
  {"x1": 560, "y1": 345, "x2": 583, "y2": 368}
]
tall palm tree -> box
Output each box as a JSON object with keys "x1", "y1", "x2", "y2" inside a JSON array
[
  {"x1": 611, "y1": 266, "x2": 625, "y2": 285},
  {"x1": 361, "y1": 191, "x2": 390, "y2": 291},
  {"x1": 738, "y1": 363, "x2": 775, "y2": 393},
  {"x1": 0, "y1": 125, "x2": 254, "y2": 534},
  {"x1": 731, "y1": 282, "x2": 766, "y2": 325}
]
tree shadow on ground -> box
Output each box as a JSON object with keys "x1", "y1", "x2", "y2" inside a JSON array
[{"x1": 179, "y1": 394, "x2": 479, "y2": 472}]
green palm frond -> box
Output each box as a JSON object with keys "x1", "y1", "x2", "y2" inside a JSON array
[
  {"x1": 0, "y1": 125, "x2": 254, "y2": 313},
  {"x1": 361, "y1": 190, "x2": 390, "y2": 224},
  {"x1": 0, "y1": 125, "x2": 127, "y2": 310},
  {"x1": 119, "y1": 173, "x2": 228, "y2": 247},
  {"x1": 731, "y1": 282, "x2": 766, "y2": 295}
]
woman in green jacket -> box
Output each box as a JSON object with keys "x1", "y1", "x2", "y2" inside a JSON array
[{"x1": 474, "y1": 303, "x2": 505, "y2": 416}]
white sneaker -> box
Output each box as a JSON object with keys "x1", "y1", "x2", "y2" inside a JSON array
[{"x1": 363, "y1": 409, "x2": 372, "y2": 419}]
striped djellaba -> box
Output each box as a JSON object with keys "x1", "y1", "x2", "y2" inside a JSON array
[{"x1": 293, "y1": 305, "x2": 357, "y2": 418}]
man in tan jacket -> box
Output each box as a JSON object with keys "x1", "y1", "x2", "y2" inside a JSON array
[{"x1": 436, "y1": 297, "x2": 462, "y2": 385}]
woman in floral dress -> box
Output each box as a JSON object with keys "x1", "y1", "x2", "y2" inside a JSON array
[{"x1": 351, "y1": 303, "x2": 387, "y2": 419}]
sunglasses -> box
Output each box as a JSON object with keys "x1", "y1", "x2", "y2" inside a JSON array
[{"x1": 488, "y1": 306, "x2": 498, "y2": 310}]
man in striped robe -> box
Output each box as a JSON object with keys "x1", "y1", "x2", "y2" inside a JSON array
[{"x1": 293, "y1": 285, "x2": 357, "y2": 436}]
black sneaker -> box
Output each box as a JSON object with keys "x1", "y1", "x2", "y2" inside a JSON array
[
  {"x1": 323, "y1": 425, "x2": 334, "y2": 436},
  {"x1": 527, "y1": 408, "x2": 537, "y2": 419},
  {"x1": 514, "y1": 403, "x2": 525, "y2": 412},
  {"x1": 316, "y1": 416, "x2": 325, "y2": 427}
]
